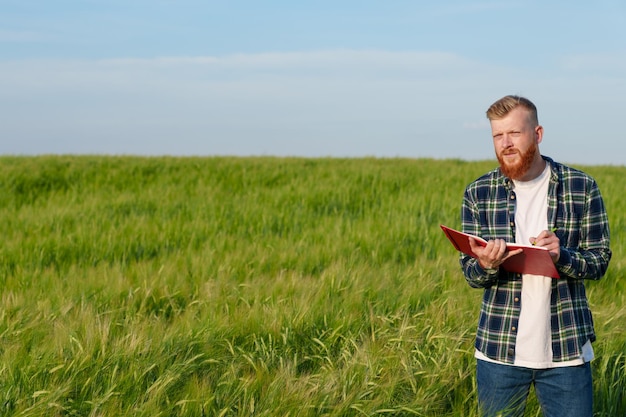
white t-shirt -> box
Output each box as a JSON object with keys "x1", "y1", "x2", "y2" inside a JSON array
[{"x1": 476, "y1": 162, "x2": 593, "y2": 368}]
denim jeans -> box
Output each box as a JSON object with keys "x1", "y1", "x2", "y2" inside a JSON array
[{"x1": 476, "y1": 359, "x2": 593, "y2": 417}]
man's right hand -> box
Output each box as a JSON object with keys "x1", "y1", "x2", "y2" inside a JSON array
[{"x1": 469, "y1": 237, "x2": 523, "y2": 270}]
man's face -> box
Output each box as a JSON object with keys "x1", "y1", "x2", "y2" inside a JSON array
[{"x1": 490, "y1": 107, "x2": 543, "y2": 180}]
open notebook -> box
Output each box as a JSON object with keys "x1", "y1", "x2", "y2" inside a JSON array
[{"x1": 440, "y1": 225, "x2": 560, "y2": 279}]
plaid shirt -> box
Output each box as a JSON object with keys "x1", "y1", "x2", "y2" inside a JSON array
[{"x1": 460, "y1": 156, "x2": 611, "y2": 363}]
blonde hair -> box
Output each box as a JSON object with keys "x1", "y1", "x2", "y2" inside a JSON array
[{"x1": 486, "y1": 95, "x2": 539, "y2": 126}]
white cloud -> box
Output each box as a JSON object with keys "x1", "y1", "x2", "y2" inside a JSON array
[
  {"x1": 0, "y1": 49, "x2": 624, "y2": 164},
  {"x1": 0, "y1": 50, "x2": 498, "y2": 106},
  {"x1": 0, "y1": 29, "x2": 47, "y2": 42},
  {"x1": 559, "y1": 53, "x2": 626, "y2": 73},
  {"x1": 431, "y1": 1, "x2": 523, "y2": 15},
  {"x1": 76, "y1": 49, "x2": 487, "y2": 83}
]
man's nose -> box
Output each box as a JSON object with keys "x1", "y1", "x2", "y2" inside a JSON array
[{"x1": 501, "y1": 135, "x2": 513, "y2": 147}]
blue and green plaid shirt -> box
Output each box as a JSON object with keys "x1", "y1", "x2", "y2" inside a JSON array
[{"x1": 460, "y1": 156, "x2": 611, "y2": 363}]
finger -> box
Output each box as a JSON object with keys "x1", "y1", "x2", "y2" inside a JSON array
[
  {"x1": 536, "y1": 230, "x2": 550, "y2": 240},
  {"x1": 482, "y1": 240, "x2": 497, "y2": 258},
  {"x1": 493, "y1": 239, "x2": 508, "y2": 257},
  {"x1": 469, "y1": 238, "x2": 486, "y2": 256},
  {"x1": 534, "y1": 231, "x2": 559, "y2": 248}
]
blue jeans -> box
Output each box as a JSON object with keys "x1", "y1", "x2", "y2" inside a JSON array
[{"x1": 476, "y1": 359, "x2": 593, "y2": 417}]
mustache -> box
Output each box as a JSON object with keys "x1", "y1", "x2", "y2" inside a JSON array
[{"x1": 496, "y1": 142, "x2": 538, "y2": 180}]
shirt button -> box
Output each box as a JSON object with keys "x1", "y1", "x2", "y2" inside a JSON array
[
  {"x1": 512, "y1": 327, "x2": 517, "y2": 332},
  {"x1": 510, "y1": 221, "x2": 515, "y2": 227},
  {"x1": 508, "y1": 348, "x2": 515, "y2": 356},
  {"x1": 510, "y1": 195, "x2": 516, "y2": 200},
  {"x1": 514, "y1": 297, "x2": 520, "y2": 302}
]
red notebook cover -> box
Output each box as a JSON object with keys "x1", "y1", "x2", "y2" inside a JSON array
[{"x1": 440, "y1": 225, "x2": 560, "y2": 279}]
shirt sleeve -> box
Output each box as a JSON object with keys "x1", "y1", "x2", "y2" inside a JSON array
[
  {"x1": 460, "y1": 184, "x2": 500, "y2": 288},
  {"x1": 556, "y1": 179, "x2": 612, "y2": 280}
]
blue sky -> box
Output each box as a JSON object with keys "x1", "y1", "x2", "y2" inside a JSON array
[{"x1": 2, "y1": 1, "x2": 625, "y2": 165}]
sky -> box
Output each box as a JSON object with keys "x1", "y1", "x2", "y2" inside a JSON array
[{"x1": 1, "y1": 1, "x2": 625, "y2": 165}]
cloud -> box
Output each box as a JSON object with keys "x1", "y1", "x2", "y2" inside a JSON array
[
  {"x1": 432, "y1": 1, "x2": 523, "y2": 15},
  {"x1": 0, "y1": 49, "x2": 625, "y2": 164},
  {"x1": 559, "y1": 53, "x2": 626, "y2": 74},
  {"x1": 0, "y1": 29, "x2": 48, "y2": 43},
  {"x1": 0, "y1": 50, "x2": 498, "y2": 106},
  {"x1": 90, "y1": 49, "x2": 488, "y2": 80}
]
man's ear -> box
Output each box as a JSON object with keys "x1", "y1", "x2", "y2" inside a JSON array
[{"x1": 535, "y1": 125, "x2": 544, "y2": 144}]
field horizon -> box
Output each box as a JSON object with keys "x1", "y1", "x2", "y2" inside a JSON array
[{"x1": 0, "y1": 155, "x2": 623, "y2": 416}]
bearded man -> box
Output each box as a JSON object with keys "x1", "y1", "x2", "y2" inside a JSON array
[{"x1": 459, "y1": 95, "x2": 611, "y2": 417}]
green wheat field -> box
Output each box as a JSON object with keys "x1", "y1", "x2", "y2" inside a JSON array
[{"x1": 0, "y1": 156, "x2": 624, "y2": 416}]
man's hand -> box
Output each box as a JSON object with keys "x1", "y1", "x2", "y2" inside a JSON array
[
  {"x1": 530, "y1": 229, "x2": 561, "y2": 263},
  {"x1": 469, "y1": 237, "x2": 524, "y2": 271}
]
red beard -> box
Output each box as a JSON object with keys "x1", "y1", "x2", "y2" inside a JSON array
[{"x1": 497, "y1": 142, "x2": 538, "y2": 180}]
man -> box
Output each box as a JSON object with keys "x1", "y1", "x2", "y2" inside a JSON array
[{"x1": 460, "y1": 95, "x2": 611, "y2": 416}]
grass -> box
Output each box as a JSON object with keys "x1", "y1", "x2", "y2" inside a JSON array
[{"x1": 0, "y1": 156, "x2": 623, "y2": 416}]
